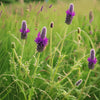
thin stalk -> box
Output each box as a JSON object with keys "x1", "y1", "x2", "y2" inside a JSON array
[
  {"x1": 60, "y1": 26, "x2": 68, "y2": 55},
  {"x1": 81, "y1": 30, "x2": 94, "y2": 49},
  {"x1": 21, "y1": 40, "x2": 25, "y2": 59},
  {"x1": 50, "y1": 28, "x2": 54, "y2": 81},
  {"x1": 83, "y1": 70, "x2": 92, "y2": 88},
  {"x1": 78, "y1": 70, "x2": 92, "y2": 99},
  {"x1": 12, "y1": 48, "x2": 16, "y2": 75},
  {"x1": 13, "y1": 49, "x2": 28, "y2": 78},
  {"x1": 33, "y1": 53, "x2": 40, "y2": 84},
  {"x1": 51, "y1": 26, "x2": 68, "y2": 82},
  {"x1": 50, "y1": 28, "x2": 53, "y2": 67},
  {"x1": 52, "y1": 55, "x2": 66, "y2": 82}
]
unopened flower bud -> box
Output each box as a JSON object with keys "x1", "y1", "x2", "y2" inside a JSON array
[
  {"x1": 50, "y1": 22, "x2": 54, "y2": 28},
  {"x1": 78, "y1": 27, "x2": 81, "y2": 34},
  {"x1": 11, "y1": 42, "x2": 15, "y2": 49}
]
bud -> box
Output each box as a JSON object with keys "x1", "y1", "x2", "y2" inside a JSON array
[
  {"x1": 78, "y1": 27, "x2": 81, "y2": 34},
  {"x1": 75, "y1": 79, "x2": 82, "y2": 86},
  {"x1": 78, "y1": 35, "x2": 81, "y2": 41},
  {"x1": 58, "y1": 76, "x2": 61, "y2": 80},
  {"x1": 50, "y1": 22, "x2": 54, "y2": 28},
  {"x1": 11, "y1": 42, "x2": 15, "y2": 49}
]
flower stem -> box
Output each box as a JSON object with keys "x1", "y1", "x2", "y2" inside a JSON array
[
  {"x1": 60, "y1": 26, "x2": 68, "y2": 55},
  {"x1": 78, "y1": 70, "x2": 92, "y2": 99},
  {"x1": 12, "y1": 48, "x2": 16, "y2": 75},
  {"x1": 51, "y1": 27, "x2": 68, "y2": 82},
  {"x1": 33, "y1": 53, "x2": 40, "y2": 84},
  {"x1": 50, "y1": 28, "x2": 53, "y2": 67},
  {"x1": 21, "y1": 40, "x2": 25, "y2": 59}
]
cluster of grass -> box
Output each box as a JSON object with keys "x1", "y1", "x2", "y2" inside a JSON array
[{"x1": 0, "y1": 0, "x2": 100, "y2": 100}]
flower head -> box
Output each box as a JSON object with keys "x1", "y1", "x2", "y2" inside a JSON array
[
  {"x1": 88, "y1": 49, "x2": 97, "y2": 69},
  {"x1": 35, "y1": 27, "x2": 48, "y2": 52},
  {"x1": 49, "y1": 4, "x2": 52, "y2": 8},
  {"x1": 20, "y1": 20, "x2": 30, "y2": 39},
  {"x1": 40, "y1": 6, "x2": 43, "y2": 11},
  {"x1": 50, "y1": 22, "x2": 54, "y2": 28},
  {"x1": 65, "y1": 3, "x2": 75, "y2": 25},
  {"x1": 89, "y1": 11, "x2": 94, "y2": 23}
]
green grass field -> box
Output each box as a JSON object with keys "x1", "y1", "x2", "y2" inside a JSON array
[{"x1": 0, "y1": 0, "x2": 100, "y2": 100}]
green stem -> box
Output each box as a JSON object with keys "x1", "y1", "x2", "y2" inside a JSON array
[
  {"x1": 60, "y1": 26, "x2": 68, "y2": 55},
  {"x1": 13, "y1": 48, "x2": 28, "y2": 78},
  {"x1": 84, "y1": 70, "x2": 91, "y2": 88},
  {"x1": 51, "y1": 27, "x2": 68, "y2": 82},
  {"x1": 12, "y1": 48, "x2": 16, "y2": 75},
  {"x1": 50, "y1": 28, "x2": 54, "y2": 81},
  {"x1": 78, "y1": 70, "x2": 92, "y2": 99},
  {"x1": 33, "y1": 53, "x2": 40, "y2": 84},
  {"x1": 50, "y1": 28, "x2": 53, "y2": 69},
  {"x1": 81, "y1": 30, "x2": 94, "y2": 49},
  {"x1": 21, "y1": 40, "x2": 25, "y2": 59}
]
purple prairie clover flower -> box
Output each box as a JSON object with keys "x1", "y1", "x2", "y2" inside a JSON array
[
  {"x1": 20, "y1": 20, "x2": 30, "y2": 39},
  {"x1": 89, "y1": 11, "x2": 94, "y2": 23},
  {"x1": 88, "y1": 49, "x2": 97, "y2": 69},
  {"x1": 49, "y1": 4, "x2": 52, "y2": 8},
  {"x1": 35, "y1": 27, "x2": 48, "y2": 52},
  {"x1": 40, "y1": 6, "x2": 43, "y2": 11},
  {"x1": 65, "y1": 3, "x2": 75, "y2": 25}
]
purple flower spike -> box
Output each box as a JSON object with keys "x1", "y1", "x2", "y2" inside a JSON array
[
  {"x1": 65, "y1": 3, "x2": 75, "y2": 25},
  {"x1": 49, "y1": 4, "x2": 52, "y2": 8},
  {"x1": 89, "y1": 11, "x2": 94, "y2": 24},
  {"x1": 88, "y1": 49, "x2": 97, "y2": 69},
  {"x1": 40, "y1": 6, "x2": 43, "y2": 12},
  {"x1": 20, "y1": 20, "x2": 30, "y2": 39},
  {"x1": 41, "y1": 26, "x2": 47, "y2": 39},
  {"x1": 35, "y1": 27, "x2": 48, "y2": 52}
]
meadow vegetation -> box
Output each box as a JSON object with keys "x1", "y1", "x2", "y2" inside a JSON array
[{"x1": 0, "y1": 0, "x2": 100, "y2": 99}]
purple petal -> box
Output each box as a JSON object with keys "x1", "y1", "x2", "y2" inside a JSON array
[
  {"x1": 88, "y1": 57, "x2": 97, "y2": 64},
  {"x1": 20, "y1": 29, "x2": 23, "y2": 32},
  {"x1": 38, "y1": 32, "x2": 41, "y2": 37},
  {"x1": 26, "y1": 29, "x2": 30, "y2": 33},
  {"x1": 66, "y1": 9, "x2": 75, "y2": 16}
]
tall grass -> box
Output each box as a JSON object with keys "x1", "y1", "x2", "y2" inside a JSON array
[{"x1": 0, "y1": 0, "x2": 100, "y2": 100}]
